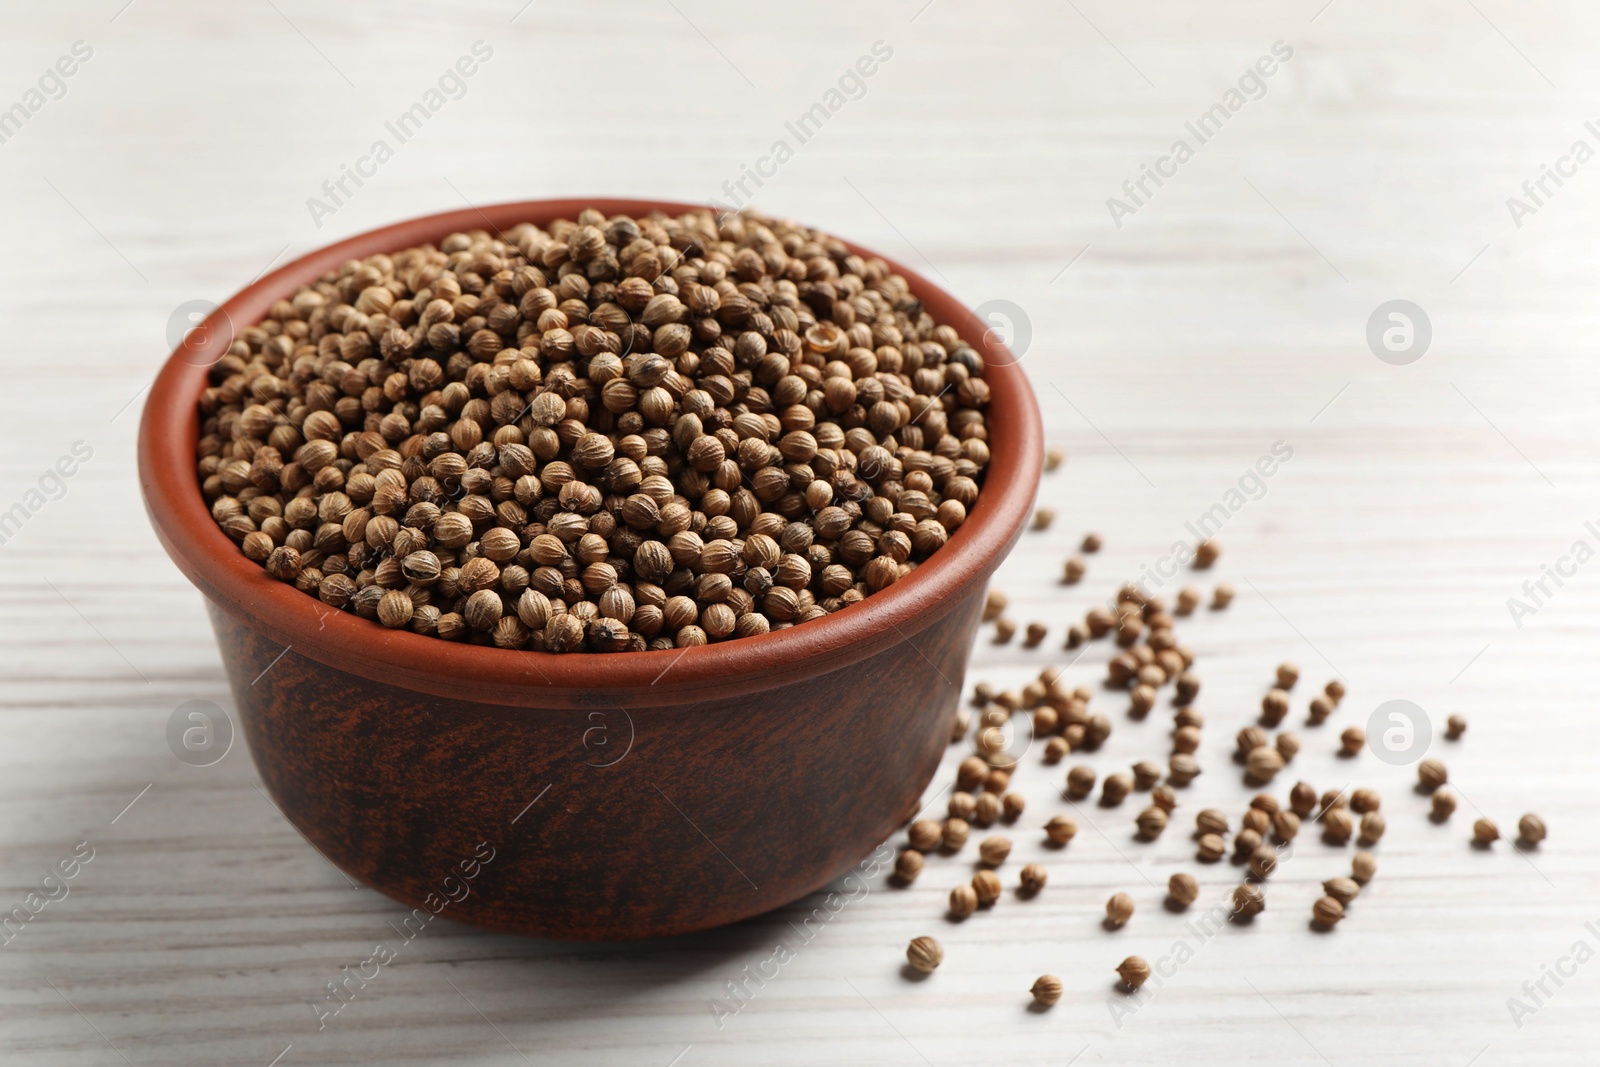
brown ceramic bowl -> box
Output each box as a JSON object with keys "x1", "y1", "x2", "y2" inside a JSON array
[{"x1": 138, "y1": 198, "x2": 1041, "y2": 940}]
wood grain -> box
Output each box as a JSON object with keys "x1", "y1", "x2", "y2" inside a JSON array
[{"x1": 3, "y1": 0, "x2": 1599, "y2": 1063}]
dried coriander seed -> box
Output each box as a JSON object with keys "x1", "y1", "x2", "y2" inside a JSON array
[
  {"x1": 1101, "y1": 772, "x2": 1133, "y2": 807},
  {"x1": 1272, "y1": 811, "x2": 1301, "y2": 842},
  {"x1": 1312, "y1": 895, "x2": 1345, "y2": 928},
  {"x1": 1430, "y1": 789, "x2": 1457, "y2": 821},
  {"x1": 1307, "y1": 696, "x2": 1334, "y2": 725},
  {"x1": 972, "y1": 869, "x2": 1002, "y2": 906},
  {"x1": 972, "y1": 792, "x2": 1002, "y2": 827},
  {"x1": 1261, "y1": 689, "x2": 1290, "y2": 727},
  {"x1": 1196, "y1": 809, "x2": 1229, "y2": 836},
  {"x1": 979, "y1": 836, "x2": 1012, "y2": 866},
  {"x1": 1322, "y1": 876, "x2": 1359, "y2": 905},
  {"x1": 983, "y1": 590, "x2": 1008, "y2": 622},
  {"x1": 1063, "y1": 556, "x2": 1086, "y2": 584},
  {"x1": 1241, "y1": 809, "x2": 1270, "y2": 836},
  {"x1": 1193, "y1": 539, "x2": 1220, "y2": 568},
  {"x1": 1351, "y1": 850, "x2": 1377, "y2": 883},
  {"x1": 1020, "y1": 863, "x2": 1048, "y2": 893},
  {"x1": 1289, "y1": 781, "x2": 1318, "y2": 817},
  {"x1": 1031, "y1": 974, "x2": 1063, "y2": 1006},
  {"x1": 1044, "y1": 815, "x2": 1078, "y2": 845},
  {"x1": 1168, "y1": 753, "x2": 1201, "y2": 786},
  {"x1": 894, "y1": 850, "x2": 925, "y2": 884},
  {"x1": 1066, "y1": 765, "x2": 1097, "y2": 799},
  {"x1": 1043, "y1": 736, "x2": 1071, "y2": 763},
  {"x1": 1231, "y1": 883, "x2": 1265, "y2": 919},
  {"x1": 948, "y1": 883, "x2": 978, "y2": 919},
  {"x1": 1276, "y1": 662, "x2": 1300, "y2": 689},
  {"x1": 1132, "y1": 760, "x2": 1163, "y2": 791},
  {"x1": 1210, "y1": 583, "x2": 1234, "y2": 609},
  {"x1": 1031, "y1": 509, "x2": 1055, "y2": 531},
  {"x1": 1357, "y1": 811, "x2": 1386, "y2": 846},
  {"x1": 993, "y1": 618, "x2": 1017, "y2": 644},
  {"x1": 1117, "y1": 956, "x2": 1151, "y2": 989},
  {"x1": 1151, "y1": 784, "x2": 1177, "y2": 812},
  {"x1": 1350, "y1": 788, "x2": 1381, "y2": 814},
  {"x1": 1023, "y1": 621, "x2": 1048, "y2": 648},
  {"x1": 1275, "y1": 732, "x2": 1300, "y2": 762},
  {"x1": 1197, "y1": 833, "x2": 1225, "y2": 862},
  {"x1": 906, "y1": 936, "x2": 943, "y2": 973},
  {"x1": 1081, "y1": 532, "x2": 1103, "y2": 553},
  {"x1": 1518, "y1": 814, "x2": 1547, "y2": 846},
  {"x1": 908, "y1": 819, "x2": 942, "y2": 852},
  {"x1": 1002, "y1": 793, "x2": 1026, "y2": 822},
  {"x1": 948, "y1": 791, "x2": 976, "y2": 821},
  {"x1": 1319, "y1": 789, "x2": 1348, "y2": 817},
  {"x1": 1473, "y1": 818, "x2": 1500, "y2": 844},
  {"x1": 1446, "y1": 714, "x2": 1467, "y2": 740},
  {"x1": 1135, "y1": 806, "x2": 1168, "y2": 840},
  {"x1": 1339, "y1": 726, "x2": 1365, "y2": 756},
  {"x1": 1417, "y1": 758, "x2": 1448, "y2": 791},
  {"x1": 1045, "y1": 448, "x2": 1065, "y2": 471},
  {"x1": 1106, "y1": 892, "x2": 1135, "y2": 926},
  {"x1": 957, "y1": 756, "x2": 989, "y2": 791},
  {"x1": 1175, "y1": 587, "x2": 1201, "y2": 616},
  {"x1": 1248, "y1": 844, "x2": 1278, "y2": 880},
  {"x1": 1246, "y1": 746, "x2": 1285, "y2": 784},
  {"x1": 949, "y1": 707, "x2": 972, "y2": 743},
  {"x1": 1322, "y1": 808, "x2": 1354, "y2": 844},
  {"x1": 1168, "y1": 872, "x2": 1199, "y2": 907},
  {"x1": 943, "y1": 818, "x2": 970, "y2": 851},
  {"x1": 1325, "y1": 679, "x2": 1347, "y2": 704},
  {"x1": 984, "y1": 769, "x2": 1011, "y2": 794}
]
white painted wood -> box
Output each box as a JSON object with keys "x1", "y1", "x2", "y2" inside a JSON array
[{"x1": 1, "y1": 0, "x2": 1597, "y2": 1062}]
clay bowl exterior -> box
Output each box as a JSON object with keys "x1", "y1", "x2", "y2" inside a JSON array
[{"x1": 138, "y1": 198, "x2": 1042, "y2": 940}]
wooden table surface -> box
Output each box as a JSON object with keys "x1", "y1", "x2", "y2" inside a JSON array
[{"x1": 3, "y1": 1, "x2": 1598, "y2": 1063}]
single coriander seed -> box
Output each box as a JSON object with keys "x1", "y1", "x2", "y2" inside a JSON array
[
  {"x1": 1518, "y1": 814, "x2": 1547, "y2": 846},
  {"x1": 1357, "y1": 811, "x2": 1386, "y2": 846},
  {"x1": 1020, "y1": 863, "x2": 1048, "y2": 893},
  {"x1": 978, "y1": 836, "x2": 1012, "y2": 866},
  {"x1": 1430, "y1": 789, "x2": 1457, "y2": 821},
  {"x1": 1031, "y1": 974, "x2": 1063, "y2": 1006},
  {"x1": 1023, "y1": 621, "x2": 1048, "y2": 648},
  {"x1": 894, "y1": 850, "x2": 925, "y2": 884},
  {"x1": 1066, "y1": 765, "x2": 1097, "y2": 799},
  {"x1": 1446, "y1": 714, "x2": 1467, "y2": 740},
  {"x1": 1322, "y1": 808, "x2": 1354, "y2": 844},
  {"x1": 1350, "y1": 788, "x2": 1381, "y2": 814},
  {"x1": 1031, "y1": 508, "x2": 1055, "y2": 531},
  {"x1": 1063, "y1": 556, "x2": 1086, "y2": 584},
  {"x1": 1101, "y1": 772, "x2": 1133, "y2": 807},
  {"x1": 1135, "y1": 806, "x2": 1168, "y2": 840},
  {"x1": 1168, "y1": 872, "x2": 1199, "y2": 907},
  {"x1": 906, "y1": 936, "x2": 943, "y2": 973},
  {"x1": 1193, "y1": 539, "x2": 1221, "y2": 568},
  {"x1": 1106, "y1": 892, "x2": 1135, "y2": 926},
  {"x1": 1117, "y1": 956, "x2": 1151, "y2": 989},
  {"x1": 908, "y1": 819, "x2": 942, "y2": 852},
  {"x1": 1470, "y1": 818, "x2": 1496, "y2": 845},
  {"x1": 943, "y1": 818, "x2": 971, "y2": 851},
  {"x1": 1290, "y1": 781, "x2": 1318, "y2": 817},
  {"x1": 983, "y1": 590, "x2": 1007, "y2": 622},
  {"x1": 972, "y1": 869, "x2": 1002, "y2": 906},
  {"x1": 1312, "y1": 895, "x2": 1345, "y2": 928},
  {"x1": 949, "y1": 884, "x2": 978, "y2": 918},
  {"x1": 1322, "y1": 876, "x2": 1359, "y2": 905},
  {"x1": 993, "y1": 618, "x2": 1017, "y2": 644},
  {"x1": 1044, "y1": 814, "x2": 1078, "y2": 845},
  {"x1": 1351, "y1": 850, "x2": 1378, "y2": 883},
  {"x1": 948, "y1": 791, "x2": 976, "y2": 821},
  {"x1": 1045, "y1": 448, "x2": 1065, "y2": 471},
  {"x1": 1248, "y1": 844, "x2": 1278, "y2": 880},
  {"x1": 1210, "y1": 583, "x2": 1234, "y2": 609},
  {"x1": 1231, "y1": 883, "x2": 1265, "y2": 919},
  {"x1": 1197, "y1": 833, "x2": 1226, "y2": 863},
  {"x1": 1081, "y1": 532, "x2": 1103, "y2": 553},
  {"x1": 1339, "y1": 726, "x2": 1365, "y2": 756},
  {"x1": 1276, "y1": 662, "x2": 1300, "y2": 689},
  {"x1": 1417, "y1": 758, "x2": 1448, "y2": 792}
]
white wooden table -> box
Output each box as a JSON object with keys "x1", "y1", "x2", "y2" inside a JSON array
[{"x1": 3, "y1": 1, "x2": 1598, "y2": 1063}]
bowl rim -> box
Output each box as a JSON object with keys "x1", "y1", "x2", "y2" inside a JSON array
[{"x1": 138, "y1": 198, "x2": 1042, "y2": 708}]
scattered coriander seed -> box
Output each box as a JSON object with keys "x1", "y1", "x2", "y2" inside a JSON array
[
  {"x1": 1319, "y1": 789, "x2": 1348, "y2": 817},
  {"x1": 1175, "y1": 587, "x2": 1201, "y2": 616},
  {"x1": 1106, "y1": 892, "x2": 1135, "y2": 926},
  {"x1": 1020, "y1": 863, "x2": 1048, "y2": 894},
  {"x1": 1193, "y1": 539, "x2": 1221, "y2": 568},
  {"x1": 979, "y1": 836, "x2": 1013, "y2": 866},
  {"x1": 1197, "y1": 833, "x2": 1226, "y2": 862},
  {"x1": 1358, "y1": 811, "x2": 1386, "y2": 846},
  {"x1": 1430, "y1": 789, "x2": 1457, "y2": 821},
  {"x1": 971, "y1": 682, "x2": 997, "y2": 707},
  {"x1": 1351, "y1": 851, "x2": 1377, "y2": 883},
  {"x1": 1002, "y1": 793, "x2": 1026, "y2": 822},
  {"x1": 1168, "y1": 872, "x2": 1200, "y2": 907},
  {"x1": 1323, "y1": 808, "x2": 1354, "y2": 844},
  {"x1": 1062, "y1": 556, "x2": 1087, "y2": 584},
  {"x1": 906, "y1": 936, "x2": 944, "y2": 973},
  {"x1": 1241, "y1": 809, "x2": 1271, "y2": 836},
  {"x1": 1518, "y1": 814, "x2": 1547, "y2": 846},
  {"x1": 1236, "y1": 725, "x2": 1268, "y2": 758},
  {"x1": 1322, "y1": 876, "x2": 1360, "y2": 906},
  {"x1": 948, "y1": 791, "x2": 976, "y2": 821},
  {"x1": 1043, "y1": 736, "x2": 1071, "y2": 763},
  {"x1": 972, "y1": 792, "x2": 1002, "y2": 827},
  {"x1": 1312, "y1": 895, "x2": 1345, "y2": 928},
  {"x1": 1135, "y1": 806, "x2": 1169, "y2": 840},
  {"x1": 908, "y1": 819, "x2": 942, "y2": 852},
  {"x1": 1248, "y1": 844, "x2": 1278, "y2": 880},
  {"x1": 1233, "y1": 828, "x2": 1262, "y2": 858},
  {"x1": 1290, "y1": 781, "x2": 1318, "y2": 817},
  {"x1": 1023, "y1": 621, "x2": 1048, "y2": 648},
  {"x1": 949, "y1": 884, "x2": 978, "y2": 918},
  {"x1": 1168, "y1": 753, "x2": 1201, "y2": 786},
  {"x1": 1031, "y1": 974, "x2": 1063, "y2": 1006},
  {"x1": 1174, "y1": 706, "x2": 1204, "y2": 729},
  {"x1": 949, "y1": 707, "x2": 972, "y2": 743},
  {"x1": 1231, "y1": 883, "x2": 1265, "y2": 919},
  {"x1": 1044, "y1": 814, "x2": 1078, "y2": 845},
  {"x1": 1151, "y1": 785, "x2": 1178, "y2": 812},
  {"x1": 993, "y1": 618, "x2": 1017, "y2": 644},
  {"x1": 1196, "y1": 810, "x2": 1230, "y2": 836},
  {"x1": 1246, "y1": 746, "x2": 1285, "y2": 784},
  {"x1": 1325, "y1": 680, "x2": 1346, "y2": 704},
  {"x1": 1417, "y1": 758, "x2": 1448, "y2": 792},
  {"x1": 1276, "y1": 662, "x2": 1300, "y2": 689},
  {"x1": 1172, "y1": 725, "x2": 1202, "y2": 755},
  {"x1": 1066, "y1": 765, "x2": 1097, "y2": 799},
  {"x1": 983, "y1": 590, "x2": 1007, "y2": 622},
  {"x1": 1129, "y1": 684, "x2": 1156, "y2": 717},
  {"x1": 894, "y1": 850, "x2": 925, "y2": 884},
  {"x1": 972, "y1": 869, "x2": 1002, "y2": 906},
  {"x1": 1349, "y1": 788, "x2": 1381, "y2": 814},
  {"x1": 1261, "y1": 689, "x2": 1290, "y2": 727},
  {"x1": 1272, "y1": 811, "x2": 1301, "y2": 842},
  {"x1": 1307, "y1": 696, "x2": 1334, "y2": 725},
  {"x1": 1082, "y1": 532, "x2": 1103, "y2": 553},
  {"x1": 1338, "y1": 726, "x2": 1365, "y2": 757},
  {"x1": 1132, "y1": 760, "x2": 1163, "y2": 791},
  {"x1": 984, "y1": 769, "x2": 1011, "y2": 794},
  {"x1": 1064, "y1": 623, "x2": 1088, "y2": 649},
  {"x1": 1032, "y1": 509, "x2": 1056, "y2": 531},
  {"x1": 943, "y1": 818, "x2": 971, "y2": 851},
  {"x1": 1275, "y1": 732, "x2": 1301, "y2": 762},
  {"x1": 957, "y1": 756, "x2": 988, "y2": 792},
  {"x1": 1174, "y1": 672, "x2": 1201, "y2": 705},
  {"x1": 1101, "y1": 772, "x2": 1133, "y2": 807},
  {"x1": 1446, "y1": 714, "x2": 1468, "y2": 740},
  {"x1": 1046, "y1": 448, "x2": 1065, "y2": 471},
  {"x1": 1117, "y1": 956, "x2": 1152, "y2": 989}
]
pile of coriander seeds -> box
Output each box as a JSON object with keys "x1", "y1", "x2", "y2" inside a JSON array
[{"x1": 196, "y1": 208, "x2": 992, "y2": 652}]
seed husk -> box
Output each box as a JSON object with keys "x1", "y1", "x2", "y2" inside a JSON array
[
  {"x1": 906, "y1": 936, "x2": 944, "y2": 973},
  {"x1": 1117, "y1": 956, "x2": 1152, "y2": 989},
  {"x1": 1031, "y1": 974, "x2": 1063, "y2": 1006}
]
